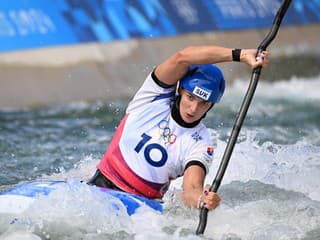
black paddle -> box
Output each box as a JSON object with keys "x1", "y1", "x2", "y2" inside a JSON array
[{"x1": 196, "y1": 0, "x2": 292, "y2": 235}]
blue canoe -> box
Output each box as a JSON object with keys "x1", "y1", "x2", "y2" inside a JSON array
[{"x1": 0, "y1": 180, "x2": 163, "y2": 216}]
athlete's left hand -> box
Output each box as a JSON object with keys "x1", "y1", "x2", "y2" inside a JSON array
[{"x1": 201, "y1": 185, "x2": 221, "y2": 210}]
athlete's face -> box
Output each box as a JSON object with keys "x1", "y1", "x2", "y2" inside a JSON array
[{"x1": 179, "y1": 88, "x2": 213, "y2": 123}]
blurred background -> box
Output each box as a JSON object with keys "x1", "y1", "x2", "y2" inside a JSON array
[{"x1": 0, "y1": 0, "x2": 319, "y2": 109}]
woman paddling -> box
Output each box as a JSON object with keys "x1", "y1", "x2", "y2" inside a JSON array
[{"x1": 88, "y1": 45, "x2": 268, "y2": 210}]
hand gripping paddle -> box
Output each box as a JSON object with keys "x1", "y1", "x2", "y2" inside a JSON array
[{"x1": 196, "y1": 0, "x2": 292, "y2": 235}]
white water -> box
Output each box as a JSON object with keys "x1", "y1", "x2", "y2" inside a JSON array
[{"x1": 1, "y1": 76, "x2": 320, "y2": 240}]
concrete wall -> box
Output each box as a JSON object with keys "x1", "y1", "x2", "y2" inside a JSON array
[{"x1": 0, "y1": 24, "x2": 319, "y2": 109}]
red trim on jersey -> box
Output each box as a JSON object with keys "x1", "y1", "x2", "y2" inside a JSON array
[{"x1": 97, "y1": 114, "x2": 169, "y2": 199}]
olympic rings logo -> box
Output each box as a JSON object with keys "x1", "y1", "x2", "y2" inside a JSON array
[{"x1": 158, "y1": 120, "x2": 177, "y2": 145}]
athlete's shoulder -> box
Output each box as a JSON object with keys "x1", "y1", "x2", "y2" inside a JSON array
[
  {"x1": 127, "y1": 71, "x2": 176, "y2": 113},
  {"x1": 140, "y1": 70, "x2": 176, "y2": 94}
]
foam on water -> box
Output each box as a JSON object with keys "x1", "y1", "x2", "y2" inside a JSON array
[
  {"x1": 204, "y1": 181, "x2": 320, "y2": 240},
  {"x1": 206, "y1": 131, "x2": 320, "y2": 202},
  {"x1": 1, "y1": 180, "x2": 320, "y2": 240},
  {"x1": 229, "y1": 75, "x2": 320, "y2": 101}
]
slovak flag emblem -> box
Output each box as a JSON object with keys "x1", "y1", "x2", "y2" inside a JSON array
[{"x1": 207, "y1": 147, "x2": 213, "y2": 156}]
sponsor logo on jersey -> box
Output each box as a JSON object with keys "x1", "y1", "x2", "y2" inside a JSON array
[{"x1": 193, "y1": 86, "x2": 211, "y2": 101}]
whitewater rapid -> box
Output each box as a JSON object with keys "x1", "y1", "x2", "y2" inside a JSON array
[{"x1": 1, "y1": 75, "x2": 319, "y2": 240}]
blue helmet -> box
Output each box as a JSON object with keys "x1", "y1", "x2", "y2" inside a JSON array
[{"x1": 180, "y1": 64, "x2": 225, "y2": 103}]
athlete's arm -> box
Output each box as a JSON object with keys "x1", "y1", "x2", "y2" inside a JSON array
[
  {"x1": 182, "y1": 165, "x2": 220, "y2": 210},
  {"x1": 154, "y1": 46, "x2": 268, "y2": 86}
]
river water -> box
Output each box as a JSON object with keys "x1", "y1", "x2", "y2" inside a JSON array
[{"x1": 0, "y1": 75, "x2": 320, "y2": 240}]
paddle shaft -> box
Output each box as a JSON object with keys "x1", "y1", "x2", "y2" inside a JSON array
[{"x1": 196, "y1": 0, "x2": 292, "y2": 235}]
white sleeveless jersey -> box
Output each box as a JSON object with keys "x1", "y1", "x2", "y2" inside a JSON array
[{"x1": 97, "y1": 72, "x2": 214, "y2": 198}]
